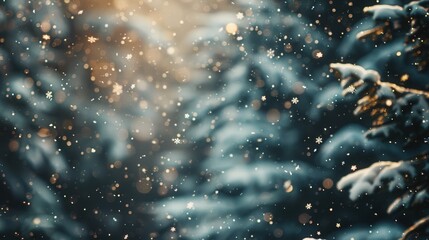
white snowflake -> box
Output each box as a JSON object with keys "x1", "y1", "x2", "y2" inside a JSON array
[
  {"x1": 172, "y1": 138, "x2": 181, "y2": 144},
  {"x1": 315, "y1": 136, "x2": 323, "y2": 144},
  {"x1": 45, "y1": 91, "x2": 53, "y2": 100},
  {"x1": 186, "y1": 201, "x2": 194, "y2": 209},
  {"x1": 112, "y1": 83, "x2": 123, "y2": 95},
  {"x1": 291, "y1": 97, "x2": 299, "y2": 104},
  {"x1": 305, "y1": 203, "x2": 312, "y2": 209},
  {"x1": 87, "y1": 36, "x2": 98, "y2": 43},
  {"x1": 236, "y1": 12, "x2": 244, "y2": 19},
  {"x1": 184, "y1": 113, "x2": 190, "y2": 119},
  {"x1": 125, "y1": 54, "x2": 133, "y2": 60},
  {"x1": 267, "y1": 49, "x2": 275, "y2": 59}
]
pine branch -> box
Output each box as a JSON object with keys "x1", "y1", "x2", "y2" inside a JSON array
[
  {"x1": 379, "y1": 81, "x2": 429, "y2": 99},
  {"x1": 401, "y1": 216, "x2": 429, "y2": 240},
  {"x1": 331, "y1": 63, "x2": 429, "y2": 144},
  {"x1": 356, "y1": 1, "x2": 429, "y2": 70},
  {"x1": 336, "y1": 159, "x2": 426, "y2": 200}
]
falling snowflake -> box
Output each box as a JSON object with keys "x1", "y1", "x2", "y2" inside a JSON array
[
  {"x1": 42, "y1": 34, "x2": 50, "y2": 40},
  {"x1": 336, "y1": 223, "x2": 341, "y2": 228},
  {"x1": 186, "y1": 202, "x2": 194, "y2": 209},
  {"x1": 87, "y1": 36, "x2": 98, "y2": 43},
  {"x1": 112, "y1": 83, "x2": 123, "y2": 95},
  {"x1": 315, "y1": 136, "x2": 323, "y2": 144},
  {"x1": 172, "y1": 138, "x2": 181, "y2": 144},
  {"x1": 46, "y1": 91, "x2": 53, "y2": 100},
  {"x1": 261, "y1": 95, "x2": 267, "y2": 101},
  {"x1": 184, "y1": 113, "x2": 190, "y2": 119},
  {"x1": 305, "y1": 203, "x2": 312, "y2": 209},
  {"x1": 236, "y1": 12, "x2": 244, "y2": 19},
  {"x1": 170, "y1": 227, "x2": 176, "y2": 232},
  {"x1": 125, "y1": 54, "x2": 133, "y2": 60},
  {"x1": 351, "y1": 165, "x2": 357, "y2": 171},
  {"x1": 291, "y1": 97, "x2": 299, "y2": 104},
  {"x1": 267, "y1": 49, "x2": 275, "y2": 58}
]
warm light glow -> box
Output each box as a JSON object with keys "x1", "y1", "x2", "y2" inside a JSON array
[{"x1": 226, "y1": 23, "x2": 238, "y2": 35}]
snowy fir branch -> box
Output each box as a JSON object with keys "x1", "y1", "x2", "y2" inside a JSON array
[
  {"x1": 356, "y1": 1, "x2": 429, "y2": 70},
  {"x1": 334, "y1": 1, "x2": 429, "y2": 239},
  {"x1": 331, "y1": 63, "x2": 429, "y2": 145}
]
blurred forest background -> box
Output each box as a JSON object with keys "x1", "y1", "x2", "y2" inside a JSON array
[{"x1": 0, "y1": 0, "x2": 428, "y2": 239}]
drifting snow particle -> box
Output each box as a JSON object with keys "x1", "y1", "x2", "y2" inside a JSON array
[
  {"x1": 186, "y1": 202, "x2": 194, "y2": 209},
  {"x1": 46, "y1": 91, "x2": 53, "y2": 100},
  {"x1": 315, "y1": 136, "x2": 323, "y2": 144},
  {"x1": 305, "y1": 203, "x2": 312, "y2": 209},
  {"x1": 351, "y1": 165, "x2": 357, "y2": 171},
  {"x1": 291, "y1": 97, "x2": 299, "y2": 104},
  {"x1": 87, "y1": 36, "x2": 98, "y2": 43},
  {"x1": 172, "y1": 138, "x2": 181, "y2": 144},
  {"x1": 125, "y1": 54, "x2": 133, "y2": 60},
  {"x1": 315, "y1": 51, "x2": 323, "y2": 58},
  {"x1": 236, "y1": 12, "x2": 244, "y2": 19},
  {"x1": 267, "y1": 49, "x2": 275, "y2": 58},
  {"x1": 112, "y1": 83, "x2": 123, "y2": 95}
]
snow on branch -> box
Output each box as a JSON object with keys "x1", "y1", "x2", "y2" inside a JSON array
[
  {"x1": 337, "y1": 160, "x2": 416, "y2": 201},
  {"x1": 356, "y1": 1, "x2": 429, "y2": 70},
  {"x1": 401, "y1": 216, "x2": 429, "y2": 240},
  {"x1": 330, "y1": 63, "x2": 429, "y2": 144}
]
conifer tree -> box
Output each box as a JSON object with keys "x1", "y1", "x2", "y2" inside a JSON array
[
  {"x1": 0, "y1": 0, "x2": 168, "y2": 238},
  {"x1": 153, "y1": 1, "x2": 409, "y2": 239},
  {"x1": 334, "y1": 1, "x2": 429, "y2": 239}
]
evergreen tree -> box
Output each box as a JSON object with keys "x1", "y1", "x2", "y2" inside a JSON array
[
  {"x1": 334, "y1": 1, "x2": 429, "y2": 239},
  {"x1": 153, "y1": 0, "x2": 410, "y2": 239},
  {"x1": 0, "y1": 0, "x2": 169, "y2": 238}
]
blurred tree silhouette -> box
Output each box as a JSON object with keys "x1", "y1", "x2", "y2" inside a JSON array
[
  {"x1": 2, "y1": 0, "x2": 428, "y2": 239},
  {"x1": 0, "y1": 0, "x2": 173, "y2": 238}
]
